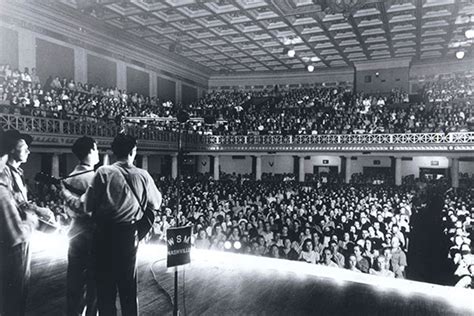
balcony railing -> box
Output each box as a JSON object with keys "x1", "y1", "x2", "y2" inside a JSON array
[
  {"x1": 201, "y1": 133, "x2": 474, "y2": 146},
  {"x1": 1, "y1": 113, "x2": 473, "y2": 152},
  {"x1": 0, "y1": 114, "x2": 179, "y2": 151}
]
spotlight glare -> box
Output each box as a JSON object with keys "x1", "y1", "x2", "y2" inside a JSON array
[
  {"x1": 234, "y1": 241, "x2": 242, "y2": 250},
  {"x1": 287, "y1": 49, "x2": 296, "y2": 58},
  {"x1": 224, "y1": 241, "x2": 232, "y2": 250},
  {"x1": 307, "y1": 65, "x2": 315, "y2": 72},
  {"x1": 456, "y1": 50, "x2": 465, "y2": 59}
]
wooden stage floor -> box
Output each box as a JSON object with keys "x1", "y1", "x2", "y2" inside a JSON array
[{"x1": 26, "y1": 233, "x2": 474, "y2": 316}]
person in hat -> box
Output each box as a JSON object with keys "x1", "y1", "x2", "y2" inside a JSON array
[
  {"x1": 0, "y1": 128, "x2": 39, "y2": 316},
  {"x1": 85, "y1": 133, "x2": 162, "y2": 315},
  {"x1": 59, "y1": 136, "x2": 99, "y2": 316},
  {"x1": 3, "y1": 129, "x2": 54, "y2": 222}
]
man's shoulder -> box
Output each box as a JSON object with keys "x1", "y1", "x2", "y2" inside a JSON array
[
  {"x1": 0, "y1": 177, "x2": 13, "y2": 201},
  {"x1": 133, "y1": 167, "x2": 155, "y2": 182},
  {"x1": 0, "y1": 172, "x2": 9, "y2": 186},
  {"x1": 96, "y1": 164, "x2": 117, "y2": 174}
]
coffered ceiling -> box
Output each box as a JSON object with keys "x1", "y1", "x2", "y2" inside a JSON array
[{"x1": 56, "y1": 0, "x2": 474, "y2": 73}]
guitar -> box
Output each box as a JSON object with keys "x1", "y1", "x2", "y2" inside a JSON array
[
  {"x1": 34, "y1": 171, "x2": 94, "y2": 195},
  {"x1": 136, "y1": 209, "x2": 156, "y2": 241}
]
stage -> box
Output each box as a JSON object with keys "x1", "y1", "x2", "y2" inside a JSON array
[{"x1": 26, "y1": 232, "x2": 474, "y2": 316}]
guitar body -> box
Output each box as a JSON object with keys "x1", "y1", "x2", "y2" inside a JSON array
[{"x1": 136, "y1": 209, "x2": 155, "y2": 240}]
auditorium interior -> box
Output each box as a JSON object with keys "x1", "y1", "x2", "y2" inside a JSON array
[{"x1": 0, "y1": 0, "x2": 473, "y2": 315}]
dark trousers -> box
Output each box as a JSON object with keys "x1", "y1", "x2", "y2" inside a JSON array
[
  {"x1": 67, "y1": 231, "x2": 97, "y2": 316},
  {"x1": 94, "y1": 224, "x2": 138, "y2": 316},
  {"x1": 0, "y1": 242, "x2": 30, "y2": 316}
]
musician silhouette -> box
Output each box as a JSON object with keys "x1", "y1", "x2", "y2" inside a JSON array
[{"x1": 60, "y1": 136, "x2": 100, "y2": 316}]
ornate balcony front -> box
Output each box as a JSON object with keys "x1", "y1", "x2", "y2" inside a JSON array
[
  {"x1": 1, "y1": 114, "x2": 473, "y2": 154},
  {"x1": 192, "y1": 133, "x2": 474, "y2": 154},
  {"x1": 0, "y1": 114, "x2": 179, "y2": 152}
]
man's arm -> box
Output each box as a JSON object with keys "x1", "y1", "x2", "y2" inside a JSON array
[
  {"x1": 60, "y1": 182, "x2": 88, "y2": 217},
  {"x1": 84, "y1": 170, "x2": 105, "y2": 216},
  {"x1": 0, "y1": 186, "x2": 38, "y2": 246},
  {"x1": 145, "y1": 172, "x2": 162, "y2": 212}
]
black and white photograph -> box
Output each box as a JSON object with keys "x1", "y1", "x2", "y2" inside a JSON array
[{"x1": 0, "y1": 0, "x2": 473, "y2": 315}]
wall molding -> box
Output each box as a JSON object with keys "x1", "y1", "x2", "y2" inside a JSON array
[{"x1": 0, "y1": 1, "x2": 210, "y2": 89}]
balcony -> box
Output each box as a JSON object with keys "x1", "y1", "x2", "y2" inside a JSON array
[
  {"x1": 1, "y1": 114, "x2": 473, "y2": 154},
  {"x1": 0, "y1": 114, "x2": 179, "y2": 152},
  {"x1": 197, "y1": 133, "x2": 474, "y2": 153}
]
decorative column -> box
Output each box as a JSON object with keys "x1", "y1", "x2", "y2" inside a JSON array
[
  {"x1": 451, "y1": 158, "x2": 459, "y2": 188},
  {"x1": 395, "y1": 157, "x2": 402, "y2": 186},
  {"x1": 150, "y1": 72, "x2": 157, "y2": 97},
  {"x1": 298, "y1": 156, "x2": 305, "y2": 182},
  {"x1": 345, "y1": 156, "x2": 352, "y2": 184},
  {"x1": 255, "y1": 155, "x2": 262, "y2": 181},
  {"x1": 74, "y1": 47, "x2": 87, "y2": 84},
  {"x1": 175, "y1": 81, "x2": 182, "y2": 104},
  {"x1": 142, "y1": 154, "x2": 148, "y2": 171},
  {"x1": 117, "y1": 61, "x2": 127, "y2": 90},
  {"x1": 102, "y1": 153, "x2": 110, "y2": 166},
  {"x1": 18, "y1": 29, "x2": 36, "y2": 70},
  {"x1": 51, "y1": 153, "x2": 60, "y2": 178},
  {"x1": 171, "y1": 154, "x2": 178, "y2": 179},
  {"x1": 213, "y1": 155, "x2": 220, "y2": 181}
]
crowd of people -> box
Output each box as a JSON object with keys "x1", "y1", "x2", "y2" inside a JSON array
[
  {"x1": 423, "y1": 75, "x2": 474, "y2": 103},
  {"x1": 1, "y1": 64, "x2": 473, "y2": 136},
  {"x1": 0, "y1": 122, "x2": 472, "y2": 316},
  {"x1": 0, "y1": 64, "x2": 177, "y2": 128},
  {"x1": 443, "y1": 188, "x2": 474, "y2": 288},
  {"x1": 151, "y1": 175, "x2": 414, "y2": 279}
]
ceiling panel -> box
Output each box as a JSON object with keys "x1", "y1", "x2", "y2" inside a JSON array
[{"x1": 53, "y1": 0, "x2": 473, "y2": 73}]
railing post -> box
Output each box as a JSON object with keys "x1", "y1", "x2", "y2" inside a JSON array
[{"x1": 447, "y1": 133, "x2": 453, "y2": 143}]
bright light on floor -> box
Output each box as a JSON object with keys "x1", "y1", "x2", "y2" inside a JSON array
[
  {"x1": 31, "y1": 236, "x2": 474, "y2": 312},
  {"x1": 30, "y1": 230, "x2": 69, "y2": 258}
]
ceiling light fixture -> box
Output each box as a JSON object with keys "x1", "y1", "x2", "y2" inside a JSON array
[
  {"x1": 287, "y1": 49, "x2": 296, "y2": 58},
  {"x1": 307, "y1": 65, "x2": 315, "y2": 72},
  {"x1": 465, "y1": 29, "x2": 474, "y2": 39},
  {"x1": 456, "y1": 50, "x2": 465, "y2": 59}
]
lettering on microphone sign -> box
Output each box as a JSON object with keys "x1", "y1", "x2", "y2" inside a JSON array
[{"x1": 167, "y1": 226, "x2": 192, "y2": 267}]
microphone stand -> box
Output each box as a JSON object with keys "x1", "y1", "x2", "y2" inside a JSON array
[{"x1": 173, "y1": 121, "x2": 182, "y2": 316}]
